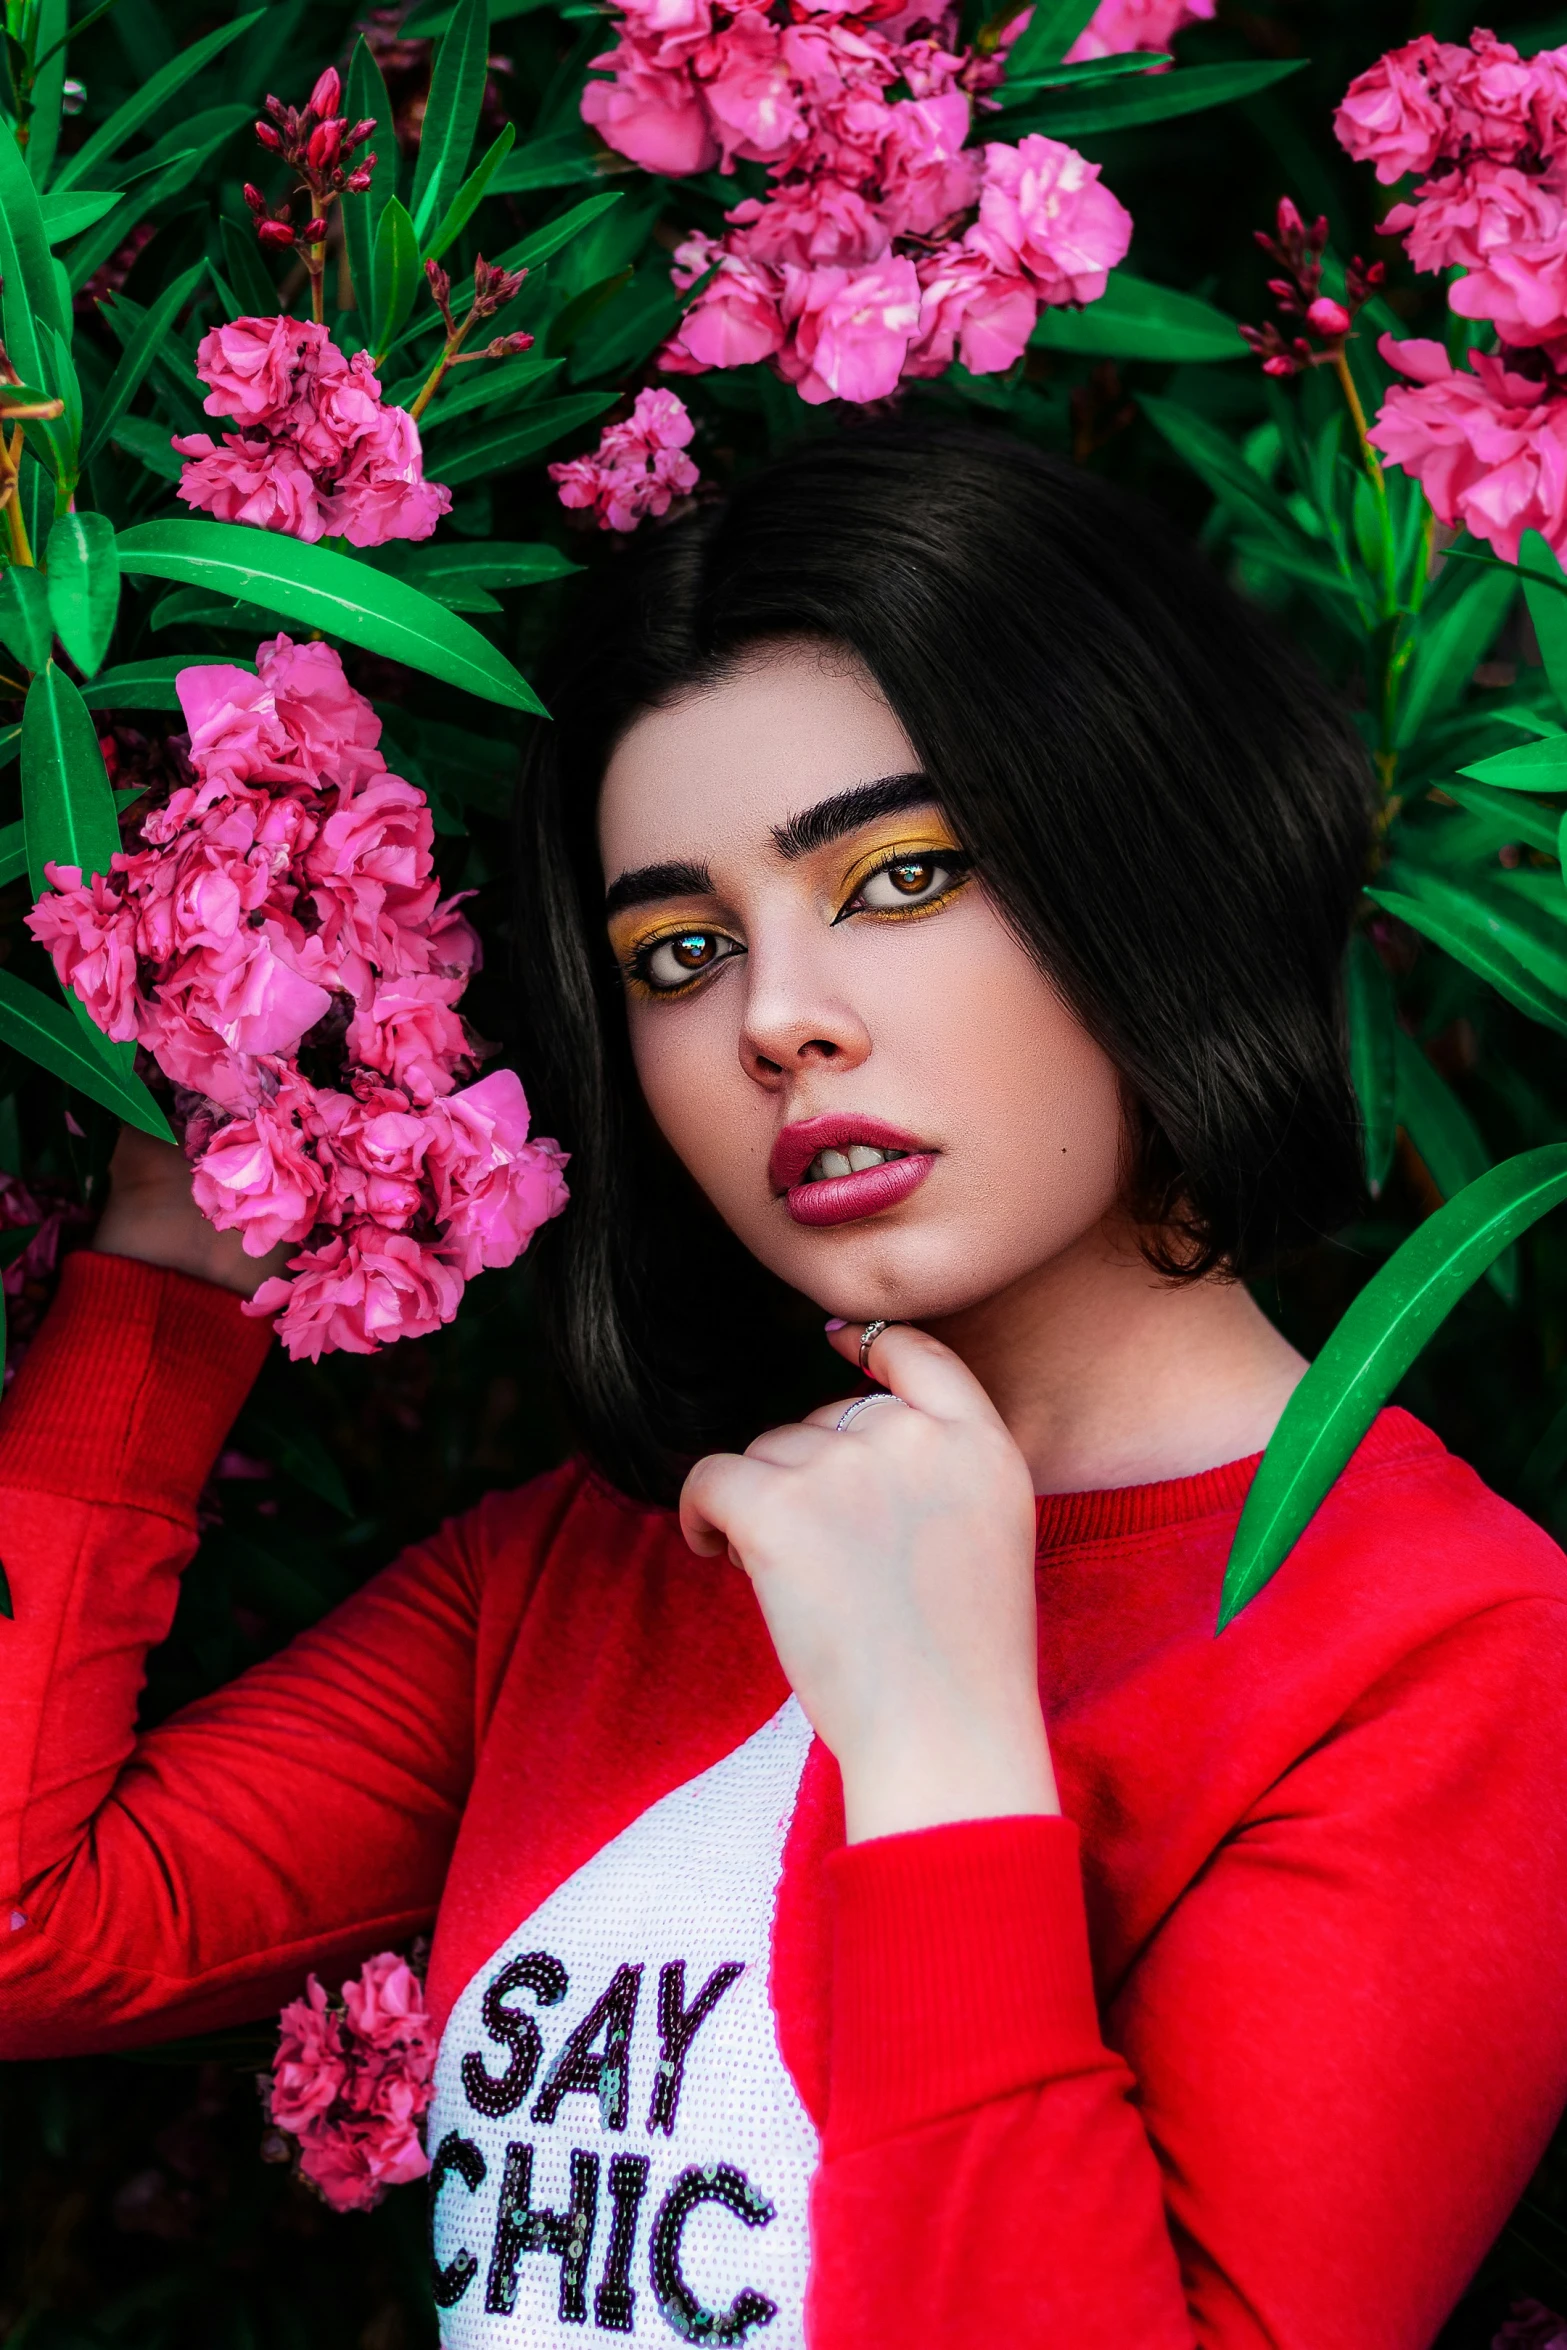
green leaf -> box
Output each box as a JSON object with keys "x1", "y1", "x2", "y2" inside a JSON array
[
  {"x1": 1030, "y1": 270, "x2": 1244, "y2": 364},
  {"x1": 80, "y1": 257, "x2": 205, "y2": 471},
  {"x1": 27, "y1": 0, "x2": 69, "y2": 189},
  {"x1": 997, "y1": 49, "x2": 1169, "y2": 101},
  {"x1": 0, "y1": 817, "x2": 26, "y2": 886},
  {"x1": 80, "y1": 653, "x2": 255, "y2": 710},
  {"x1": 1395, "y1": 565, "x2": 1516, "y2": 748},
  {"x1": 1392, "y1": 1024, "x2": 1514, "y2": 1302},
  {"x1": 569, "y1": 259, "x2": 683, "y2": 382},
  {"x1": 491, "y1": 128, "x2": 616, "y2": 193},
  {"x1": 45, "y1": 514, "x2": 119, "y2": 679},
  {"x1": 1438, "y1": 778, "x2": 1562, "y2": 857},
  {"x1": 411, "y1": 351, "x2": 564, "y2": 429},
  {"x1": 0, "y1": 568, "x2": 54, "y2": 676},
  {"x1": 411, "y1": 0, "x2": 489, "y2": 243},
  {"x1": 0, "y1": 965, "x2": 173, "y2": 1141},
  {"x1": 367, "y1": 539, "x2": 580, "y2": 593},
  {"x1": 371, "y1": 196, "x2": 423, "y2": 359},
  {"x1": 218, "y1": 219, "x2": 280, "y2": 321},
  {"x1": 341, "y1": 35, "x2": 396, "y2": 321},
  {"x1": 109, "y1": 414, "x2": 183, "y2": 482},
  {"x1": 39, "y1": 188, "x2": 122, "y2": 244},
  {"x1": 1460, "y1": 734, "x2": 1567, "y2": 792},
  {"x1": 999, "y1": 55, "x2": 1305, "y2": 138},
  {"x1": 1141, "y1": 393, "x2": 1303, "y2": 547},
  {"x1": 1000, "y1": 0, "x2": 1100, "y2": 78},
  {"x1": 1346, "y1": 934, "x2": 1397, "y2": 1198},
  {"x1": 0, "y1": 123, "x2": 68, "y2": 472},
  {"x1": 490, "y1": 189, "x2": 623, "y2": 277},
  {"x1": 114, "y1": 518, "x2": 545, "y2": 714},
  {"x1": 52, "y1": 8, "x2": 263, "y2": 188},
  {"x1": 431, "y1": 391, "x2": 617, "y2": 485},
  {"x1": 22, "y1": 663, "x2": 122, "y2": 901},
  {"x1": 1368, "y1": 882, "x2": 1567, "y2": 1037},
  {"x1": 423, "y1": 120, "x2": 515, "y2": 262},
  {"x1": 1217, "y1": 1145, "x2": 1567, "y2": 1628}
]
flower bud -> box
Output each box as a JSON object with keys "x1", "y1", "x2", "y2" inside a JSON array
[
  {"x1": 1275, "y1": 195, "x2": 1304, "y2": 242},
  {"x1": 1305, "y1": 295, "x2": 1352, "y2": 339},
  {"x1": 1262, "y1": 353, "x2": 1300, "y2": 377},
  {"x1": 345, "y1": 156, "x2": 377, "y2": 192},
  {"x1": 309, "y1": 65, "x2": 342, "y2": 119},
  {"x1": 307, "y1": 119, "x2": 343, "y2": 171},
  {"x1": 425, "y1": 257, "x2": 451, "y2": 300},
  {"x1": 257, "y1": 219, "x2": 297, "y2": 248},
  {"x1": 302, "y1": 215, "x2": 329, "y2": 244},
  {"x1": 243, "y1": 182, "x2": 269, "y2": 214},
  {"x1": 345, "y1": 116, "x2": 377, "y2": 150},
  {"x1": 254, "y1": 119, "x2": 282, "y2": 150}
]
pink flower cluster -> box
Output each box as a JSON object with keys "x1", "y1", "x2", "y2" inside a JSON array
[
  {"x1": 1337, "y1": 31, "x2": 1567, "y2": 560},
  {"x1": 1007, "y1": 0, "x2": 1213, "y2": 69},
  {"x1": 582, "y1": 0, "x2": 1131, "y2": 403},
  {"x1": 264, "y1": 1951, "x2": 435, "y2": 2213},
  {"x1": 174, "y1": 315, "x2": 451, "y2": 547},
  {"x1": 27, "y1": 636, "x2": 568, "y2": 1360},
  {"x1": 550, "y1": 386, "x2": 700, "y2": 529}
]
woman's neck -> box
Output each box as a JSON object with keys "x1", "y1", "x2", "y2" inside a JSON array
[{"x1": 925, "y1": 1216, "x2": 1307, "y2": 1497}]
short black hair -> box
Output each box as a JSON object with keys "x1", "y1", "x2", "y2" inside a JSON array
[{"x1": 512, "y1": 419, "x2": 1374, "y2": 1504}]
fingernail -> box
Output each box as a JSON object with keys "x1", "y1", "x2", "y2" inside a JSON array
[{"x1": 824, "y1": 1317, "x2": 847, "y2": 1332}]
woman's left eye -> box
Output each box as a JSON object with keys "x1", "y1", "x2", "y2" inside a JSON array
[{"x1": 843, "y1": 850, "x2": 971, "y2": 917}]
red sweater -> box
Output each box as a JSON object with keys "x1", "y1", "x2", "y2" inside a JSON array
[{"x1": 4, "y1": 1251, "x2": 1567, "y2": 2348}]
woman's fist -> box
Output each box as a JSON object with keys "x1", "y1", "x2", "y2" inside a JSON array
[
  {"x1": 680, "y1": 1321, "x2": 1058, "y2": 1843},
  {"x1": 94, "y1": 1126, "x2": 291, "y2": 1299}
]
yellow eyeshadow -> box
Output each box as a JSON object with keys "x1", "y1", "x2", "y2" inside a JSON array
[
  {"x1": 835, "y1": 829, "x2": 966, "y2": 906},
  {"x1": 607, "y1": 910, "x2": 718, "y2": 967}
]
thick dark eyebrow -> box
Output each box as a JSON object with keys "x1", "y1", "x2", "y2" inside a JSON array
[
  {"x1": 602, "y1": 772, "x2": 940, "y2": 919},
  {"x1": 770, "y1": 771, "x2": 938, "y2": 860},
  {"x1": 603, "y1": 857, "x2": 713, "y2": 921}
]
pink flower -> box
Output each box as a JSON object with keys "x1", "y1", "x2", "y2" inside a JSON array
[
  {"x1": 270, "y1": 1978, "x2": 350, "y2": 2133},
  {"x1": 265, "y1": 1951, "x2": 436, "y2": 2214},
  {"x1": 424, "y1": 1069, "x2": 570, "y2": 1277},
  {"x1": 550, "y1": 387, "x2": 701, "y2": 530},
  {"x1": 26, "y1": 865, "x2": 141, "y2": 1041},
  {"x1": 250, "y1": 1225, "x2": 468, "y2": 1358},
  {"x1": 1445, "y1": 30, "x2": 1567, "y2": 165},
  {"x1": 1063, "y1": 0, "x2": 1213, "y2": 63},
  {"x1": 969, "y1": 135, "x2": 1132, "y2": 306},
  {"x1": 776, "y1": 252, "x2": 922, "y2": 401},
  {"x1": 173, "y1": 434, "x2": 330, "y2": 541},
  {"x1": 1333, "y1": 34, "x2": 1463, "y2": 182},
  {"x1": 345, "y1": 972, "x2": 474, "y2": 1100},
  {"x1": 582, "y1": 38, "x2": 719, "y2": 174},
  {"x1": 192, "y1": 315, "x2": 333, "y2": 427},
  {"x1": 1389, "y1": 159, "x2": 1567, "y2": 347},
  {"x1": 905, "y1": 243, "x2": 1036, "y2": 377},
  {"x1": 664, "y1": 235, "x2": 786, "y2": 368},
  {"x1": 320, "y1": 398, "x2": 452, "y2": 547},
  {"x1": 189, "y1": 1079, "x2": 328, "y2": 1256},
  {"x1": 703, "y1": 11, "x2": 806, "y2": 165},
  {"x1": 1370, "y1": 334, "x2": 1567, "y2": 563}
]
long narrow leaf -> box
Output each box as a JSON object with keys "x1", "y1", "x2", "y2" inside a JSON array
[
  {"x1": 45, "y1": 513, "x2": 120, "y2": 677},
  {"x1": 52, "y1": 9, "x2": 263, "y2": 188},
  {"x1": 1001, "y1": 0, "x2": 1100, "y2": 78},
  {"x1": 490, "y1": 189, "x2": 623, "y2": 278},
  {"x1": 26, "y1": 0, "x2": 69, "y2": 188},
  {"x1": 80, "y1": 258, "x2": 205, "y2": 470},
  {"x1": 114, "y1": 519, "x2": 544, "y2": 713},
  {"x1": 410, "y1": 0, "x2": 489, "y2": 243},
  {"x1": 1217, "y1": 1147, "x2": 1567, "y2": 1627},
  {"x1": 367, "y1": 540, "x2": 580, "y2": 591},
  {"x1": 423, "y1": 121, "x2": 515, "y2": 263},
  {"x1": 81, "y1": 654, "x2": 254, "y2": 710},
  {"x1": 1461, "y1": 735, "x2": 1567, "y2": 791},
  {"x1": 1393, "y1": 1025, "x2": 1514, "y2": 1302},
  {"x1": 1000, "y1": 55, "x2": 1304, "y2": 138},
  {"x1": 1396, "y1": 566, "x2": 1516, "y2": 748},
  {"x1": 22, "y1": 664, "x2": 122, "y2": 900},
  {"x1": 341, "y1": 35, "x2": 396, "y2": 320},
  {"x1": 1438, "y1": 779, "x2": 1562, "y2": 856},
  {"x1": 371, "y1": 198, "x2": 422, "y2": 359},
  {"x1": 1141, "y1": 393, "x2": 1304, "y2": 546},
  {"x1": 40, "y1": 188, "x2": 122, "y2": 244},
  {"x1": 1031, "y1": 271, "x2": 1243, "y2": 364},
  {"x1": 0, "y1": 127, "x2": 68, "y2": 478},
  {"x1": 0, "y1": 966, "x2": 172, "y2": 1141},
  {"x1": 1368, "y1": 884, "x2": 1567, "y2": 1037},
  {"x1": 0, "y1": 817, "x2": 25, "y2": 887},
  {"x1": 1346, "y1": 934, "x2": 1397, "y2": 1197},
  {"x1": 431, "y1": 392, "x2": 616, "y2": 485}
]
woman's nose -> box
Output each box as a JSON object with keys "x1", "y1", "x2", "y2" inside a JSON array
[{"x1": 738, "y1": 948, "x2": 871, "y2": 1086}]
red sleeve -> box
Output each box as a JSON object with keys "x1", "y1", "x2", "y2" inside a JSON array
[
  {"x1": 0, "y1": 1250, "x2": 480, "y2": 2055},
  {"x1": 808, "y1": 1598, "x2": 1567, "y2": 2349}
]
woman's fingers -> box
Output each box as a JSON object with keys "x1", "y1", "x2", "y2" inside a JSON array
[
  {"x1": 825, "y1": 1318, "x2": 1008, "y2": 1428},
  {"x1": 680, "y1": 1449, "x2": 783, "y2": 1557}
]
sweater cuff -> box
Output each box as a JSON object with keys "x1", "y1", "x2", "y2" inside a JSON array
[
  {"x1": 825, "y1": 1814, "x2": 1106, "y2": 2155},
  {"x1": 0, "y1": 1250, "x2": 272, "y2": 1521}
]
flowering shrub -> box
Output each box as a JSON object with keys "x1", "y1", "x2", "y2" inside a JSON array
[
  {"x1": 585, "y1": 0, "x2": 1132, "y2": 400},
  {"x1": 27, "y1": 636, "x2": 568, "y2": 1359},
  {"x1": 262, "y1": 1950, "x2": 435, "y2": 2213},
  {"x1": 175, "y1": 317, "x2": 450, "y2": 547},
  {"x1": 550, "y1": 387, "x2": 700, "y2": 528}
]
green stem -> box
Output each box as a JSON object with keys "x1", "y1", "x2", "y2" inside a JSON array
[{"x1": 408, "y1": 309, "x2": 479, "y2": 423}]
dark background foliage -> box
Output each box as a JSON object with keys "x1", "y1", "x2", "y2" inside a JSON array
[{"x1": 5, "y1": 0, "x2": 1567, "y2": 2341}]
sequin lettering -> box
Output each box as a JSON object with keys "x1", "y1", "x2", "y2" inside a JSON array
[
  {"x1": 650, "y1": 2164, "x2": 778, "y2": 2345},
  {"x1": 648, "y1": 1963, "x2": 744, "y2": 2138},
  {"x1": 532, "y1": 1962, "x2": 643, "y2": 2132},
  {"x1": 427, "y1": 2129, "x2": 487, "y2": 2309},
  {"x1": 484, "y1": 2141, "x2": 600, "y2": 2322},
  {"x1": 594, "y1": 2151, "x2": 652, "y2": 2332},
  {"x1": 461, "y1": 1950, "x2": 568, "y2": 2120}
]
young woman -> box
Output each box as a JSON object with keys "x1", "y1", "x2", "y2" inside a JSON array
[{"x1": 3, "y1": 422, "x2": 1566, "y2": 2350}]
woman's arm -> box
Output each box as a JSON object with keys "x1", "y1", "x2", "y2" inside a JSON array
[
  {"x1": 808, "y1": 1592, "x2": 1567, "y2": 2348},
  {"x1": 0, "y1": 1136, "x2": 480, "y2": 2054}
]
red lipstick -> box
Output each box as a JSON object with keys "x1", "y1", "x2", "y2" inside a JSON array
[{"x1": 770, "y1": 1114, "x2": 936, "y2": 1229}]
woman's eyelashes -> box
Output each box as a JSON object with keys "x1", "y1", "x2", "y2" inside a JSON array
[{"x1": 614, "y1": 840, "x2": 974, "y2": 999}]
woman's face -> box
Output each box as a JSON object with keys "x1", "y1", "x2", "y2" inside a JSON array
[{"x1": 596, "y1": 639, "x2": 1126, "y2": 1325}]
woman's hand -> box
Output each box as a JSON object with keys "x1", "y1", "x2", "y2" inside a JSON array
[
  {"x1": 93, "y1": 1126, "x2": 291, "y2": 1300},
  {"x1": 680, "y1": 1322, "x2": 1058, "y2": 1844}
]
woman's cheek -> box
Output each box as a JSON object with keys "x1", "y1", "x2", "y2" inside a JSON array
[{"x1": 627, "y1": 996, "x2": 764, "y2": 1213}]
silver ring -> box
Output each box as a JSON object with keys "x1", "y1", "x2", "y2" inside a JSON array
[
  {"x1": 857, "y1": 1319, "x2": 890, "y2": 1374},
  {"x1": 835, "y1": 1393, "x2": 907, "y2": 1434}
]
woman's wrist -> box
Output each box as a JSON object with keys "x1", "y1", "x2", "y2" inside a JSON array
[
  {"x1": 838, "y1": 1705, "x2": 1061, "y2": 1845},
  {"x1": 94, "y1": 1129, "x2": 285, "y2": 1300}
]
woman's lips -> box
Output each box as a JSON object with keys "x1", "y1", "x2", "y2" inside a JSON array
[
  {"x1": 769, "y1": 1114, "x2": 937, "y2": 1228},
  {"x1": 785, "y1": 1151, "x2": 936, "y2": 1227}
]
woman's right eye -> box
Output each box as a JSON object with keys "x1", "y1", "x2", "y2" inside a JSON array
[{"x1": 630, "y1": 928, "x2": 744, "y2": 995}]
